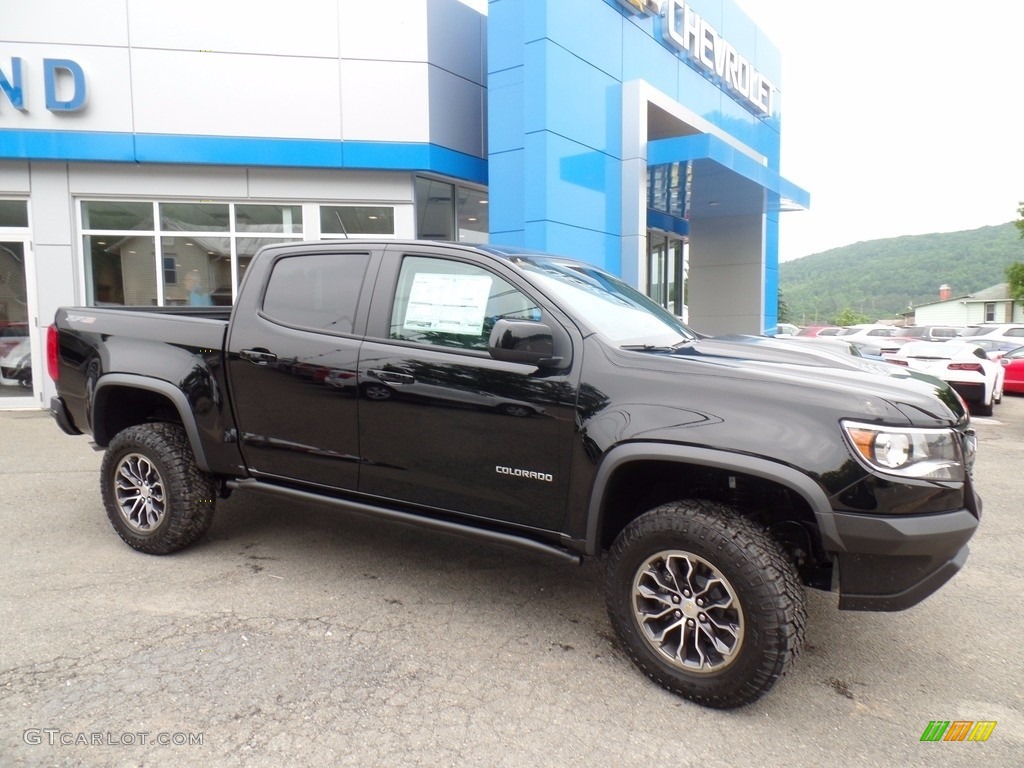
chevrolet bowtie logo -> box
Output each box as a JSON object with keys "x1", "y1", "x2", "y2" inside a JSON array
[{"x1": 615, "y1": 0, "x2": 660, "y2": 15}]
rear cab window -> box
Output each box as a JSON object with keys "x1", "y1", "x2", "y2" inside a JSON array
[{"x1": 261, "y1": 252, "x2": 371, "y2": 334}]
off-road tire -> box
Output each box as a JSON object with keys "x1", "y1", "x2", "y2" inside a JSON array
[
  {"x1": 100, "y1": 423, "x2": 218, "y2": 554},
  {"x1": 604, "y1": 500, "x2": 806, "y2": 709}
]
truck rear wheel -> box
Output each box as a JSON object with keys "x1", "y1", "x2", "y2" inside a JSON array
[
  {"x1": 604, "y1": 500, "x2": 806, "y2": 708},
  {"x1": 100, "y1": 423, "x2": 217, "y2": 554}
]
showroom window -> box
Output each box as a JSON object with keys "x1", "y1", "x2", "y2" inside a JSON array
[
  {"x1": 320, "y1": 206, "x2": 395, "y2": 237},
  {"x1": 0, "y1": 199, "x2": 30, "y2": 228},
  {"x1": 80, "y1": 201, "x2": 305, "y2": 306},
  {"x1": 414, "y1": 177, "x2": 488, "y2": 243}
]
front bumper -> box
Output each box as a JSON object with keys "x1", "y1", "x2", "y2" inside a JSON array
[{"x1": 833, "y1": 501, "x2": 980, "y2": 611}]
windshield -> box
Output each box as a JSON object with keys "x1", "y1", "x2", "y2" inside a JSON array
[{"x1": 516, "y1": 257, "x2": 696, "y2": 346}]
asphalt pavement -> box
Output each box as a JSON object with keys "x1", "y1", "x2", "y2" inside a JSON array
[{"x1": 1, "y1": 399, "x2": 1022, "y2": 767}]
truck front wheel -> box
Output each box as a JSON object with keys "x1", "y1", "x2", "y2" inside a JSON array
[
  {"x1": 604, "y1": 500, "x2": 806, "y2": 708},
  {"x1": 100, "y1": 423, "x2": 218, "y2": 554}
]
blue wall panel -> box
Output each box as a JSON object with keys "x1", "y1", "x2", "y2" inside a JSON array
[
  {"x1": 488, "y1": 67, "x2": 525, "y2": 155},
  {"x1": 1, "y1": 130, "x2": 488, "y2": 183},
  {"x1": 488, "y1": 0, "x2": 526, "y2": 74},
  {"x1": 536, "y1": 41, "x2": 621, "y2": 156},
  {"x1": 488, "y1": 149, "x2": 527, "y2": 237},
  {"x1": 487, "y1": 0, "x2": 802, "y2": 332},
  {"x1": 0, "y1": 129, "x2": 135, "y2": 162},
  {"x1": 534, "y1": 0, "x2": 623, "y2": 81},
  {"x1": 621, "y1": 20, "x2": 678, "y2": 98},
  {"x1": 525, "y1": 219, "x2": 619, "y2": 274},
  {"x1": 525, "y1": 132, "x2": 621, "y2": 234}
]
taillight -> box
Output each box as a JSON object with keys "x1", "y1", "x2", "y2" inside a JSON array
[
  {"x1": 948, "y1": 363, "x2": 984, "y2": 373},
  {"x1": 890, "y1": 360, "x2": 909, "y2": 366},
  {"x1": 46, "y1": 324, "x2": 59, "y2": 383}
]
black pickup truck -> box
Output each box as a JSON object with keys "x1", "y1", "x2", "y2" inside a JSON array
[{"x1": 48, "y1": 239, "x2": 981, "y2": 708}]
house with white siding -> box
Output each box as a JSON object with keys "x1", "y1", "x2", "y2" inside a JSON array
[{"x1": 911, "y1": 283, "x2": 1023, "y2": 327}]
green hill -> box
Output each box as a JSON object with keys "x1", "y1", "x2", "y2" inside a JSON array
[{"x1": 779, "y1": 222, "x2": 1024, "y2": 325}]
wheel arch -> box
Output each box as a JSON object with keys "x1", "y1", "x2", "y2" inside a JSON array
[
  {"x1": 92, "y1": 374, "x2": 211, "y2": 472},
  {"x1": 585, "y1": 444, "x2": 841, "y2": 559}
]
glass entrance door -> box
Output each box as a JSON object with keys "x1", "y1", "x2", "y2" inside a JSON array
[
  {"x1": 0, "y1": 239, "x2": 35, "y2": 404},
  {"x1": 646, "y1": 231, "x2": 687, "y2": 320}
]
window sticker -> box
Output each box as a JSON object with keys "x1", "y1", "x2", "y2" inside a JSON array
[{"x1": 404, "y1": 273, "x2": 493, "y2": 335}]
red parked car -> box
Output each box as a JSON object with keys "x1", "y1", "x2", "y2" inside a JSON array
[{"x1": 1000, "y1": 346, "x2": 1024, "y2": 394}]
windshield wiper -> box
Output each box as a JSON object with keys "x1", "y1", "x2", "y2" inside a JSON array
[
  {"x1": 620, "y1": 344, "x2": 676, "y2": 352},
  {"x1": 670, "y1": 338, "x2": 698, "y2": 349},
  {"x1": 620, "y1": 340, "x2": 696, "y2": 352}
]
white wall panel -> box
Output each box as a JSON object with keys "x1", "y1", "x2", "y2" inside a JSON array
[
  {"x1": 428, "y1": 67, "x2": 484, "y2": 156},
  {"x1": 915, "y1": 304, "x2": 973, "y2": 327},
  {"x1": 0, "y1": 162, "x2": 30, "y2": 192},
  {"x1": 393, "y1": 203, "x2": 415, "y2": 238},
  {"x1": 688, "y1": 214, "x2": 765, "y2": 335},
  {"x1": 0, "y1": 44, "x2": 134, "y2": 133},
  {"x1": 69, "y1": 164, "x2": 249, "y2": 198},
  {"x1": 0, "y1": 0, "x2": 128, "y2": 47},
  {"x1": 247, "y1": 168, "x2": 413, "y2": 202},
  {"x1": 130, "y1": 50, "x2": 342, "y2": 139},
  {"x1": 428, "y1": 0, "x2": 485, "y2": 84},
  {"x1": 28, "y1": 164, "x2": 73, "y2": 247},
  {"x1": 127, "y1": 0, "x2": 339, "y2": 58},
  {"x1": 338, "y1": 0, "x2": 428, "y2": 63},
  {"x1": 340, "y1": 61, "x2": 429, "y2": 142},
  {"x1": 31, "y1": 244, "x2": 74, "y2": 402}
]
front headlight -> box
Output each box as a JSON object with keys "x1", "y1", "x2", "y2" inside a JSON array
[{"x1": 841, "y1": 420, "x2": 964, "y2": 481}]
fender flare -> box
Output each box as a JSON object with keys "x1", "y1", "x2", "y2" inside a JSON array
[
  {"x1": 584, "y1": 443, "x2": 842, "y2": 556},
  {"x1": 92, "y1": 373, "x2": 211, "y2": 472}
]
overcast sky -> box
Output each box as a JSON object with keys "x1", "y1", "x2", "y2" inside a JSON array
[
  {"x1": 735, "y1": 0, "x2": 1024, "y2": 261},
  {"x1": 460, "y1": 1, "x2": 1024, "y2": 262}
]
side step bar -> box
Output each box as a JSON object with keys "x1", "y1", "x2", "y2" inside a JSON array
[{"x1": 225, "y1": 478, "x2": 583, "y2": 565}]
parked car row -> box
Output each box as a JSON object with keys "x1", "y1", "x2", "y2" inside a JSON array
[
  {"x1": 785, "y1": 322, "x2": 1024, "y2": 344},
  {"x1": 771, "y1": 323, "x2": 1024, "y2": 416}
]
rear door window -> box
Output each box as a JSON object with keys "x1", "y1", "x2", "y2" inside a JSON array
[{"x1": 262, "y1": 252, "x2": 370, "y2": 334}]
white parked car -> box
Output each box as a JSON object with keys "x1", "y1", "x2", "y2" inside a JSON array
[
  {"x1": 835, "y1": 324, "x2": 898, "y2": 341},
  {"x1": 889, "y1": 341, "x2": 1004, "y2": 416},
  {"x1": 0, "y1": 336, "x2": 32, "y2": 388},
  {"x1": 958, "y1": 324, "x2": 1024, "y2": 346}
]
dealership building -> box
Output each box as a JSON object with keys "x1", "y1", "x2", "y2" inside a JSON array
[{"x1": 0, "y1": 0, "x2": 807, "y2": 409}]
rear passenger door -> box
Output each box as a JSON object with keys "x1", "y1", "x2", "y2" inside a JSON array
[
  {"x1": 226, "y1": 243, "x2": 379, "y2": 489},
  {"x1": 356, "y1": 244, "x2": 579, "y2": 532}
]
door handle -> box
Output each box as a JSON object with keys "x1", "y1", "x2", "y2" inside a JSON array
[
  {"x1": 368, "y1": 369, "x2": 414, "y2": 384},
  {"x1": 239, "y1": 348, "x2": 278, "y2": 365}
]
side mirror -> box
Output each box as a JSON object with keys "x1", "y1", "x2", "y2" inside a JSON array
[{"x1": 488, "y1": 319, "x2": 561, "y2": 366}]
